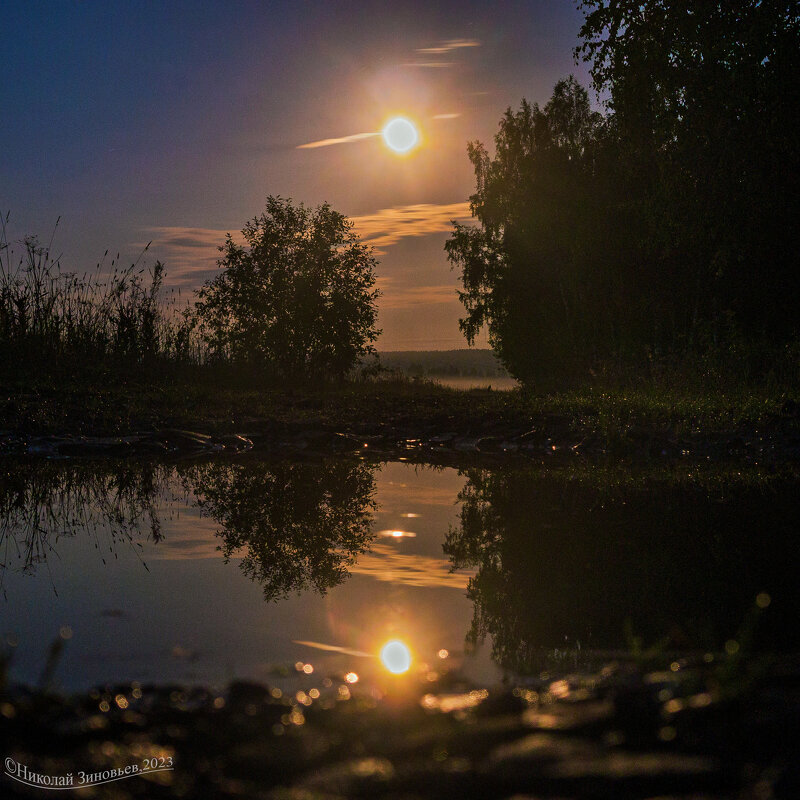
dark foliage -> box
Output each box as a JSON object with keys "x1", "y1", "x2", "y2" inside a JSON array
[
  {"x1": 446, "y1": 77, "x2": 617, "y2": 382},
  {"x1": 448, "y1": 2, "x2": 800, "y2": 383},
  {"x1": 0, "y1": 216, "x2": 194, "y2": 368},
  {"x1": 0, "y1": 458, "x2": 378, "y2": 604},
  {"x1": 445, "y1": 467, "x2": 800, "y2": 671}
]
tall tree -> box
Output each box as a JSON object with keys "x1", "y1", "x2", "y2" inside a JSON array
[
  {"x1": 577, "y1": 0, "x2": 800, "y2": 339},
  {"x1": 446, "y1": 77, "x2": 612, "y2": 382}
]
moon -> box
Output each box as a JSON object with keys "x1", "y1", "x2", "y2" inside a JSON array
[{"x1": 382, "y1": 118, "x2": 419, "y2": 153}]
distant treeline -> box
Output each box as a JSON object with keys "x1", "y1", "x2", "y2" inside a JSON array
[{"x1": 376, "y1": 350, "x2": 509, "y2": 378}]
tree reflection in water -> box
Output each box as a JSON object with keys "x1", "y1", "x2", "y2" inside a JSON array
[
  {"x1": 3, "y1": 458, "x2": 798, "y2": 666},
  {"x1": 0, "y1": 460, "x2": 167, "y2": 597},
  {"x1": 182, "y1": 458, "x2": 377, "y2": 601},
  {"x1": 445, "y1": 467, "x2": 800, "y2": 673},
  {"x1": 0, "y1": 457, "x2": 377, "y2": 603}
]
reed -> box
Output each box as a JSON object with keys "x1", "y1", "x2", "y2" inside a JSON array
[{"x1": 0, "y1": 214, "x2": 200, "y2": 368}]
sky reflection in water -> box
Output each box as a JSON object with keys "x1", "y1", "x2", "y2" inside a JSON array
[{"x1": 0, "y1": 461, "x2": 488, "y2": 691}]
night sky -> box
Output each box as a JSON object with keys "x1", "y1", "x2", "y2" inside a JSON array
[{"x1": 3, "y1": 1, "x2": 590, "y2": 349}]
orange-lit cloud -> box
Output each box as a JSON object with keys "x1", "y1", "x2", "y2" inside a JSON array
[
  {"x1": 144, "y1": 201, "x2": 474, "y2": 286},
  {"x1": 292, "y1": 640, "x2": 373, "y2": 657},
  {"x1": 352, "y1": 202, "x2": 472, "y2": 254},
  {"x1": 349, "y1": 543, "x2": 473, "y2": 589},
  {"x1": 142, "y1": 226, "x2": 242, "y2": 284},
  {"x1": 376, "y1": 280, "x2": 458, "y2": 310},
  {"x1": 403, "y1": 38, "x2": 480, "y2": 69},
  {"x1": 375, "y1": 474, "x2": 464, "y2": 506},
  {"x1": 432, "y1": 113, "x2": 461, "y2": 120},
  {"x1": 297, "y1": 131, "x2": 380, "y2": 149},
  {"x1": 146, "y1": 514, "x2": 225, "y2": 560},
  {"x1": 417, "y1": 38, "x2": 481, "y2": 55}
]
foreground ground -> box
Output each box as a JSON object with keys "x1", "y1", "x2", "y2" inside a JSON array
[
  {"x1": 2, "y1": 653, "x2": 798, "y2": 799},
  {"x1": 2, "y1": 366, "x2": 800, "y2": 464}
]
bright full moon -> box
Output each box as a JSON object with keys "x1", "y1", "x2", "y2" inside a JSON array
[
  {"x1": 382, "y1": 118, "x2": 419, "y2": 153},
  {"x1": 380, "y1": 640, "x2": 412, "y2": 673}
]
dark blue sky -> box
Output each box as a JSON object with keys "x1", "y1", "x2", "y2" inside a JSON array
[{"x1": 3, "y1": 0, "x2": 592, "y2": 348}]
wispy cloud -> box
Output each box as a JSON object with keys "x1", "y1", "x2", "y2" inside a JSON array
[
  {"x1": 144, "y1": 201, "x2": 474, "y2": 285},
  {"x1": 432, "y1": 113, "x2": 461, "y2": 120},
  {"x1": 403, "y1": 38, "x2": 480, "y2": 69},
  {"x1": 297, "y1": 131, "x2": 380, "y2": 149},
  {"x1": 352, "y1": 202, "x2": 472, "y2": 254},
  {"x1": 402, "y1": 61, "x2": 456, "y2": 68},
  {"x1": 417, "y1": 38, "x2": 481, "y2": 55},
  {"x1": 142, "y1": 226, "x2": 238, "y2": 285},
  {"x1": 147, "y1": 514, "x2": 226, "y2": 560},
  {"x1": 292, "y1": 640, "x2": 373, "y2": 657},
  {"x1": 376, "y1": 280, "x2": 458, "y2": 310},
  {"x1": 376, "y1": 480, "x2": 463, "y2": 507}
]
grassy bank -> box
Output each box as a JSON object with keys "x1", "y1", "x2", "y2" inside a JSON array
[{"x1": 2, "y1": 359, "x2": 799, "y2": 460}]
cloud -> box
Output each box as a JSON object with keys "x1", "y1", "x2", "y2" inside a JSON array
[
  {"x1": 351, "y1": 201, "x2": 473, "y2": 254},
  {"x1": 403, "y1": 38, "x2": 480, "y2": 68},
  {"x1": 375, "y1": 479, "x2": 464, "y2": 507},
  {"x1": 142, "y1": 226, "x2": 239, "y2": 285},
  {"x1": 417, "y1": 39, "x2": 481, "y2": 55},
  {"x1": 147, "y1": 514, "x2": 226, "y2": 560},
  {"x1": 349, "y1": 543, "x2": 474, "y2": 589},
  {"x1": 297, "y1": 131, "x2": 380, "y2": 149},
  {"x1": 402, "y1": 61, "x2": 456, "y2": 68},
  {"x1": 143, "y1": 201, "x2": 475, "y2": 285},
  {"x1": 432, "y1": 113, "x2": 461, "y2": 120},
  {"x1": 292, "y1": 640, "x2": 373, "y2": 657},
  {"x1": 376, "y1": 281, "x2": 459, "y2": 310}
]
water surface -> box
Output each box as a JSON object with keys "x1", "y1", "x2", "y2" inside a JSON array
[
  {"x1": 431, "y1": 375, "x2": 518, "y2": 391},
  {"x1": 1, "y1": 456, "x2": 797, "y2": 691}
]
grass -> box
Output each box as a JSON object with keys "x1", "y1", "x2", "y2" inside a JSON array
[
  {"x1": 2, "y1": 357, "x2": 798, "y2": 458},
  {"x1": 0, "y1": 214, "x2": 197, "y2": 366}
]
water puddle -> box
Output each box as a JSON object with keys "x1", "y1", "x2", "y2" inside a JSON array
[{"x1": 1, "y1": 457, "x2": 797, "y2": 692}]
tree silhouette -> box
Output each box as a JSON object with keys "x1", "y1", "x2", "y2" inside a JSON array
[
  {"x1": 0, "y1": 458, "x2": 378, "y2": 603},
  {"x1": 577, "y1": 0, "x2": 800, "y2": 340},
  {"x1": 449, "y1": 3, "x2": 800, "y2": 382},
  {"x1": 446, "y1": 77, "x2": 614, "y2": 382},
  {"x1": 194, "y1": 196, "x2": 381, "y2": 377}
]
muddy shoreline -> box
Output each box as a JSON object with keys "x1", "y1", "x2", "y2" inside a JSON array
[
  {"x1": 3, "y1": 654, "x2": 799, "y2": 799},
  {"x1": 2, "y1": 412, "x2": 800, "y2": 469}
]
